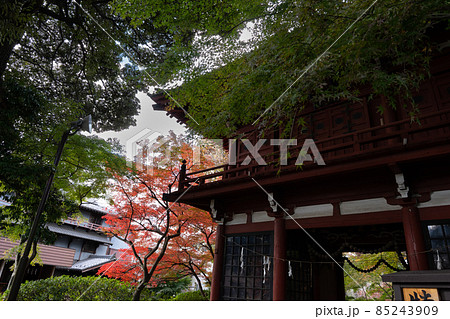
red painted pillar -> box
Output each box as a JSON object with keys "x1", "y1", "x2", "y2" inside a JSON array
[
  {"x1": 401, "y1": 205, "x2": 428, "y2": 270},
  {"x1": 273, "y1": 217, "x2": 286, "y2": 300},
  {"x1": 210, "y1": 222, "x2": 225, "y2": 301}
]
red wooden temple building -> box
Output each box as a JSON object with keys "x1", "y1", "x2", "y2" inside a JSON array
[{"x1": 151, "y1": 30, "x2": 450, "y2": 301}]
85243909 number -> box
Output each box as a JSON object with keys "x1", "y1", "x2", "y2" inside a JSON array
[{"x1": 375, "y1": 305, "x2": 438, "y2": 316}]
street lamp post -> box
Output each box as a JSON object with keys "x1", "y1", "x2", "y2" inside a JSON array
[{"x1": 6, "y1": 115, "x2": 92, "y2": 301}]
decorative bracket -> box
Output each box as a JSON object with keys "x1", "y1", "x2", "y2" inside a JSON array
[
  {"x1": 395, "y1": 173, "x2": 409, "y2": 199},
  {"x1": 266, "y1": 193, "x2": 289, "y2": 218},
  {"x1": 210, "y1": 199, "x2": 217, "y2": 219},
  {"x1": 268, "y1": 192, "x2": 277, "y2": 213},
  {"x1": 210, "y1": 199, "x2": 226, "y2": 221}
]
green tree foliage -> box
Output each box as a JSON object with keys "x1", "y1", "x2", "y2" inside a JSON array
[
  {"x1": 171, "y1": 289, "x2": 210, "y2": 301},
  {"x1": 0, "y1": 275, "x2": 198, "y2": 300},
  {"x1": 146, "y1": 276, "x2": 192, "y2": 300},
  {"x1": 0, "y1": 0, "x2": 175, "y2": 131},
  {"x1": 113, "y1": 0, "x2": 449, "y2": 138},
  {"x1": 0, "y1": 0, "x2": 176, "y2": 237},
  {"x1": 0, "y1": 78, "x2": 127, "y2": 243},
  {"x1": 5, "y1": 275, "x2": 149, "y2": 301},
  {"x1": 0, "y1": 0, "x2": 174, "y2": 280},
  {"x1": 344, "y1": 252, "x2": 406, "y2": 301}
]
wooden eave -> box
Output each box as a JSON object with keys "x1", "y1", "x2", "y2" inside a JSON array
[
  {"x1": 150, "y1": 92, "x2": 188, "y2": 125},
  {"x1": 163, "y1": 141, "x2": 450, "y2": 212}
]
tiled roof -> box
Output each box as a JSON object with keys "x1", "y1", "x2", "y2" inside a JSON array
[
  {"x1": 80, "y1": 202, "x2": 115, "y2": 215},
  {"x1": 0, "y1": 237, "x2": 75, "y2": 267},
  {"x1": 69, "y1": 254, "x2": 116, "y2": 272},
  {"x1": 47, "y1": 223, "x2": 111, "y2": 244}
]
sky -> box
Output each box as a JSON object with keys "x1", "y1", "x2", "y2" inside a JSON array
[
  {"x1": 96, "y1": 91, "x2": 186, "y2": 147},
  {"x1": 86, "y1": 91, "x2": 187, "y2": 208}
]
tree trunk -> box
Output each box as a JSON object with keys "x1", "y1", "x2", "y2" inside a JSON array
[
  {"x1": 6, "y1": 252, "x2": 23, "y2": 292},
  {"x1": 192, "y1": 272, "x2": 205, "y2": 297},
  {"x1": 5, "y1": 236, "x2": 29, "y2": 293},
  {"x1": 132, "y1": 281, "x2": 147, "y2": 301},
  {"x1": 132, "y1": 266, "x2": 150, "y2": 301},
  {"x1": 6, "y1": 239, "x2": 39, "y2": 299}
]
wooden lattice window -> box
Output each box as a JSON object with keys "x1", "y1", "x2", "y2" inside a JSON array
[
  {"x1": 285, "y1": 250, "x2": 313, "y2": 300},
  {"x1": 285, "y1": 230, "x2": 313, "y2": 300},
  {"x1": 221, "y1": 233, "x2": 273, "y2": 300}
]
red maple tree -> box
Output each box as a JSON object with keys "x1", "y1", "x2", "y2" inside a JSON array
[
  {"x1": 157, "y1": 206, "x2": 216, "y2": 296},
  {"x1": 99, "y1": 133, "x2": 220, "y2": 300}
]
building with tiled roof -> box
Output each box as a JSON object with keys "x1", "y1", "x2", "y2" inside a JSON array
[
  {"x1": 0, "y1": 202, "x2": 127, "y2": 290},
  {"x1": 51, "y1": 203, "x2": 127, "y2": 276}
]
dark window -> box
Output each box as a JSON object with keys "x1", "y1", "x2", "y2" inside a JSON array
[
  {"x1": 413, "y1": 95, "x2": 424, "y2": 104},
  {"x1": 89, "y1": 213, "x2": 102, "y2": 225},
  {"x1": 427, "y1": 224, "x2": 450, "y2": 269},
  {"x1": 221, "y1": 233, "x2": 273, "y2": 300},
  {"x1": 82, "y1": 241, "x2": 98, "y2": 254},
  {"x1": 335, "y1": 117, "x2": 344, "y2": 125}
]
